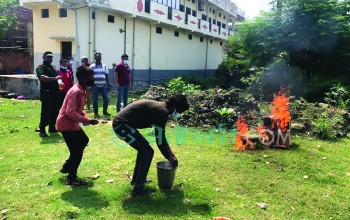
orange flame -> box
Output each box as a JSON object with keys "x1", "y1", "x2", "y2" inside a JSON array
[
  {"x1": 234, "y1": 117, "x2": 254, "y2": 150},
  {"x1": 257, "y1": 125, "x2": 268, "y2": 140},
  {"x1": 271, "y1": 88, "x2": 291, "y2": 132}
]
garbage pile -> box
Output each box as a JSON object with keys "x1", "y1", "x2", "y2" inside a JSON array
[{"x1": 142, "y1": 86, "x2": 261, "y2": 129}]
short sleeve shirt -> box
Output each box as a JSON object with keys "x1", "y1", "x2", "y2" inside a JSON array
[
  {"x1": 36, "y1": 63, "x2": 59, "y2": 93},
  {"x1": 115, "y1": 62, "x2": 131, "y2": 86},
  {"x1": 89, "y1": 63, "x2": 109, "y2": 87}
]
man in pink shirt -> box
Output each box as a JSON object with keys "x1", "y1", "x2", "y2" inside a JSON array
[{"x1": 56, "y1": 66, "x2": 99, "y2": 186}]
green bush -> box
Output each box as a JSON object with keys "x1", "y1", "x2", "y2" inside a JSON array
[
  {"x1": 304, "y1": 76, "x2": 349, "y2": 102},
  {"x1": 166, "y1": 77, "x2": 201, "y2": 95},
  {"x1": 312, "y1": 111, "x2": 343, "y2": 140},
  {"x1": 324, "y1": 83, "x2": 350, "y2": 110},
  {"x1": 290, "y1": 98, "x2": 347, "y2": 140}
]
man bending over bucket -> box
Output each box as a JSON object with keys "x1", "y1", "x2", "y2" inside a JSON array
[{"x1": 112, "y1": 95, "x2": 189, "y2": 196}]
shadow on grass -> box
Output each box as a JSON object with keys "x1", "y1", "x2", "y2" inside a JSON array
[
  {"x1": 122, "y1": 188, "x2": 211, "y2": 217},
  {"x1": 289, "y1": 142, "x2": 300, "y2": 151},
  {"x1": 61, "y1": 184, "x2": 109, "y2": 210},
  {"x1": 40, "y1": 133, "x2": 63, "y2": 144}
]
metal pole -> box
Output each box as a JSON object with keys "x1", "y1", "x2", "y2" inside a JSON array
[
  {"x1": 132, "y1": 17, "x2": 136, "y2": 90},
  {"x1": 74, "y1": 7, "x2": 80, "y2": 81},
  {"x1": 204, "y1": 36, "x2": 209, "y2": 78},
  {"x1": 149, "y1": 25, "x2": 152, "y2": 85},
  {"x1": 124, "y1": 19, "x2": 127, "y2": 54}
]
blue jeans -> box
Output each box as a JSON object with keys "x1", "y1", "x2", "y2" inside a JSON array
[
  {"x1": 117, "y1": 86, "x2": 130, "y2": 112},
  {"x1": 92, "y1": 84, "x2": 109, "y2": 115}
]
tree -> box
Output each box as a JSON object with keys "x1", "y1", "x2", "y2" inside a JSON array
[
  {"x1": 217, "y1": 0, "x2": 350, "y2": 99},
  {"x1": 0, "y1": 0, "x2": 19, "y2": 38}
]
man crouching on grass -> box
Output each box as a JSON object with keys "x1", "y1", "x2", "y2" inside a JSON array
[
  {"x1": 112, "y1": 94, "x2": 189, "y2": 196},
  {"x1": 56, "y1": 66, "x2": 99, "y2": 186}
]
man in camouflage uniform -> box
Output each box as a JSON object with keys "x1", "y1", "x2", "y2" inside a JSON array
[{"x1": 36, "y1": 51, "x2": 61, "y2": 137}]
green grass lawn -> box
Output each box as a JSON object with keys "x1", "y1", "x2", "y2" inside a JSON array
[{"x1": 0, "y1": 97, "x2": 350, "y2": 219}]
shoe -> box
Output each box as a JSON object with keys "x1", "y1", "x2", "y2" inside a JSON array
[
  {"x1": 94, "y1": 114, "x2": 100, "y2": 119},
  {"x1": 66, "y1": 178, "x2": 88, "y2": 186},
  {"x1": 39, "y1": 132, "x2": 48, "y2": 137},
  {"x1": 131, "y1": 178, "x2": 152, "y2": 186},
  {"x1": 59, "y1": 166, "x2": 69, "y2": 174},
  {"x1": 35, "y1": 128, "x2": 40, "y2": 132},
  {"x1": 103, "y1": 112, "x2": 111, "y2": 116},
  {"x1": 49, "y1": 128, "x2": 57, "y2": 133},
  {"x1": 131, "y1": 187, "x2": 155, "y2": 197}
]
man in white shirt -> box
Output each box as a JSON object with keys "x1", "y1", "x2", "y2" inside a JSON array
[{"x1": 89, "y1": 52, "x2": 111, "y2": 118}]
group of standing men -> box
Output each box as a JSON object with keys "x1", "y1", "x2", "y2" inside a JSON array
[
  {"x1": 36, "y1": 51, "x2": 132, "y2": 137},
  {"x1": 35, "y1": 51, "x2": 189, "y2": 196}
]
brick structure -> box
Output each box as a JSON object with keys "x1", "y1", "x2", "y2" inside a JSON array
[
  {"x1": 0, "y1": 49, "x2": 31, "y2": 74},
  {"x1": 0, "y1": 7, "x2": 33, "y2": 75}
]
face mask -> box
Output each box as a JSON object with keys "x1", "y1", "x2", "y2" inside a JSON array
[
  {"x1": 86, "y1": 79, "x2": 94, "y2": 87},
  {"x1": 60, "y1": 66, "x2": 67, "y2": 70},
  {"x1": 123, "y1": 60, "x2": 128, "y2": 65},
  {"x1": 69, "y1": 60, "x2": 74, "y2": 65},
  {"x1": 171, "y1": 111, "x2": 181, "y2": 120}
]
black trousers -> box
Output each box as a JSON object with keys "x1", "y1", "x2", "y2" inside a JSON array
[
  {"x1": 113, "y1": 123, "x2": 154, "y2": 188},
  {"x1": 61, "y1": 129, "x2": 89, "y2": 180},
  {"x1": 58, "y1": 92, "x2": 67, "y2": 110},
  {"x1": 39, "y1": 91, "x2": 59, "y2": 132}
]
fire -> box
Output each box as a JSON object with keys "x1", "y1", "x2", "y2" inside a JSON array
[
  {"x1": 234, "y1": 117, "x2": 254, "y2": 150},
  {"x1": 270, "y1": 88, "x2": 291, "y2": 132},
  {"x1": 257, "y1": 125, "x2": 268, "y2": 140}
]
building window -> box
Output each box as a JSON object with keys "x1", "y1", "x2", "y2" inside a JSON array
[
  {"x1": 212, "y1": 9, "x2": 215, "y2": 14},
  {"x1": 200, "y1": 37, "x2": 204, "y2": 42},
  {"x1": 223, "y1": 15, "x2": 226, "y2": 19},
  {"x1": 209, "y1": 8, "x2": 211, "y2": 12},
  {"x1": 41, "y1": 9, "x2": 49, "y2": 18},
  {"x1": 192, "y1": 10, "x2": 197, "y2": 17},
  {"x1": 92, "y1": 11, "x2": 95, "y2": 19},
  {"x1": 219, "y1": 13, "x2": 221, "y2": 17},
  {"x1": 188, "y1": 34, "x2": 192, "y2": 40},
  {"x1": 220, "y1": 42, "x2": 223, "y2": 46},
  {"x1": 108, "y1": 15, "x2": 115, "y2": 23},
  {"x1": 152, "y1": 0, "x2": 180, "y2": 10},
  {"x1": 186, "y1": 7, "x2": 191, "y2": 15},
  {"x1": 174, "y1": 31, "x2": 179, "y2": 37},
  {"x1": 210, "y1": 39, "x2": 213, "y2": 44},
  {"x1": 222, "y1": 23, "x2": 226, "y2": 29},
  {"x1": 180, "y1": 4, "x2": 184, "y2": 12},
  {"x1": 213, "y1": 19, "x2": 216, "y2": 25},
  {"x1": 156, "y1": 27, "x2": 162, "y2": 34},
  {"x1": 201, "y1": 14, "x2": 207, "y2": 21},
  {"x1": 192, "y1": 0, "x2": 195, "y2": 3},
  {"x1": 59, "y1": 9, "x2": 67, "y2": 18}
]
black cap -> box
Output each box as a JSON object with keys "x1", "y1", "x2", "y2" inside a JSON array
[
  {"x1": 43, "y1": 51, "x2": 53, "y2": 57},
  {"x1": 121, "y1": 54, "x2": 129, "y2": 59}
]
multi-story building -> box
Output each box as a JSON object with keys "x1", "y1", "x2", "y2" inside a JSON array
[{"x1": 20, "y1": 0, "x2": 244, "y2": 88}]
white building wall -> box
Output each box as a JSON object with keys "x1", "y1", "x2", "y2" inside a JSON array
[
  {"x1": 32, "y1": 4, "x2": 76, "y2": 68},
  {"x1": 22, "y1": 0, "x2": 235, "y2": 88},
  {"x1": 207, "y1": 39, "x2": 223, "y2": 69},
  {"x1": 133, "y1": 19, "x2": 150, "y2": 70}
]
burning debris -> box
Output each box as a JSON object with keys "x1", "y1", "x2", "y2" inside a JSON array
[
  {"x1": 234, "y1": 88, "x2": 292, "y2": 150},
  {"x1": 234, "y1": 117, "x2": 254, "y2": 150}
]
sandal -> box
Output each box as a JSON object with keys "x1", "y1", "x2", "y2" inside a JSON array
[{"x1": 66, "y1": 178, "x2": 88, "y2": 186}]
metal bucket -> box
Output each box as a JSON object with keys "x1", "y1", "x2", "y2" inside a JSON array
[{"x1": 156, "y1": 161, "x2": 177, "y2": 190}]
